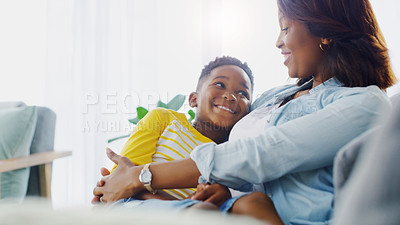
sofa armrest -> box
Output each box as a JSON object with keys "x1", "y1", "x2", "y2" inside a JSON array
[{"x1": 0, "y1": 151, "x2": 72, "y2": 198}]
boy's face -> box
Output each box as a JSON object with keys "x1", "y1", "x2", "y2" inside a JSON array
[{"x1": 190, "y1": 65, "x2": 252, "y2": 129}]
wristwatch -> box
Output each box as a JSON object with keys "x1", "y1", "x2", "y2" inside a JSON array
[{"x1": 139, "y1": 163, "x2": 157, "y2": 194}]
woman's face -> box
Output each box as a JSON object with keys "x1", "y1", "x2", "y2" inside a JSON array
[{"x1": 276, "y1": 12, "x2": 324, "y2": 81}]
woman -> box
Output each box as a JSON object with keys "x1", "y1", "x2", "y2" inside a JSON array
[{"x1": 93, "y1": 0, "x2": 396, "y2": 224}]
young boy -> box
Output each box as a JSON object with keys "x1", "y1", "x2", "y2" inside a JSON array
[
  {"x1": 112, "y1": 56, "x2": 254, "y2": 200},
  {"x1": 101, "y1": 56, "x2": 283, "y2": 224}
]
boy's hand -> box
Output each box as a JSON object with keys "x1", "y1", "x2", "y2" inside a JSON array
[{"x1": 191, "y1": 183, "x2": 231, "y2": 207}]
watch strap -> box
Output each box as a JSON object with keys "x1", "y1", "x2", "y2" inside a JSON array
[{"x1": 142, "y1": 163, "x2": 157, "y2": 194}]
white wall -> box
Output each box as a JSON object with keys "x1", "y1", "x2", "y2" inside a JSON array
[
  {"x1": 0, "y1": 0, "x2": 47, "y2": 105},
  {"x1": 370, "y1": 0, "x2": 400, "y2": 95}
]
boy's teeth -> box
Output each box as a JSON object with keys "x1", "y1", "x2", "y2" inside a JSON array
[{"x1": 217, "y1": 105, "x2": 234, "y2": 113}]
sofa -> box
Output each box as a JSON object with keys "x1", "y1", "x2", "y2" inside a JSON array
[
  {"x1": 0, "y1": 102, "x2": 71, "y2": 201},
  {"x1": 332, "y1": 92, "x2": 400, "y2": 224}
]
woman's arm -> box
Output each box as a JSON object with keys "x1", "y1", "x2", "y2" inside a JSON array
[
  {"x1": 93, "y1": 149, "x2": 200, "y2": 203},
  {"x1": 190, "y1": 86, "x2": 391, "y2": 190},
  {"x1": 149, "y1": 158, "x2": 201, "y2": 188}
]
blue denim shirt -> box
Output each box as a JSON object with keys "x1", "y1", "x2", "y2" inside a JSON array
[{"x1": 191, "y1": 78, "x2": 391, "y2": 225}]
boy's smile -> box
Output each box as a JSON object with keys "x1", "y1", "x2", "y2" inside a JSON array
[
  {"x1": 214, "y1": 104, "x2": 236, "y2": 114},
  {"x1": 190, "y1": 65, "x2": 252, "y2": 130},
  {"x1": 212, "y1": 97, "x2": 242, "y2": 116}
]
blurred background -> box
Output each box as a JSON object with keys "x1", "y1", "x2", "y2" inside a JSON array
[{"x1": 0, "y1": 0, "x2": 399, "y2": 208}]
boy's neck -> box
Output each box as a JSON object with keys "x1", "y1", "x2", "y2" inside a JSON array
[{"x1": 192, "y1": 121, "x2": 231, "y2": 144}]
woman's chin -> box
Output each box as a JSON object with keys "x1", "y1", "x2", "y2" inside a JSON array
[{"x1": 288, "y1": 73, "x2": 298, "y2": 79}]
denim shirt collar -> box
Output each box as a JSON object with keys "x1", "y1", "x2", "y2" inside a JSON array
[
  {"x1": 274, "y1": 77, "x2": 343, "y2": 103},
  {"x1": 309, "y1": 77, "x2": 344, "y2": 94}
]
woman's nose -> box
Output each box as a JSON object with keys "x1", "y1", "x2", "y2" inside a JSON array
[{"x1": 276, "y1": 34, "x2": 284, "y2": 49}]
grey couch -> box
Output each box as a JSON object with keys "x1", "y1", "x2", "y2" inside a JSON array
[
  {"x1": 26, "y1": 105, "x2": 57, "y2": 196},
  {"x1": 0, "y1": 102, "x2": 70, "y2": 200},
  {"x1": 333, "y1": 93, "x2": 400, "y2": 224}
]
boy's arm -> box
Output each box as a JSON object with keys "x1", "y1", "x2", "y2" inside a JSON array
[{"x1": 112, "y1": 109, "x2": 165, "y2": 171}]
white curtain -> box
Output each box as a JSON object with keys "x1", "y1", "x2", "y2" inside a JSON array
[
  {"x1": 1, "y1": 0, "x2": 399, "y2": 208},
  {"x1": 45, "y1": 0, "x2": 290, "y2": 208}
]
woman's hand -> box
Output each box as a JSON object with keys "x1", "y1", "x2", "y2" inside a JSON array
[
  {"x1": 92, "y1": 148, "x2": 144, "y2": 204},
  {"x1": 91, "y1": 167, "x2": 111, "y2": 204},
  {"x1": 92, "y1": 149, "x2": 202, "y2": 204},
  {"x1": 191, "y1": 183, "x2": 232, "y2": 206}
]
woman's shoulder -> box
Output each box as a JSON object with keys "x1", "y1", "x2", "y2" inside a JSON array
[
  {"x1": 321, "y1": 85, "x2": 388, "y2": 100},
  {"x1": 319, "y1": 85, "x2": 392, "y2": 109}
]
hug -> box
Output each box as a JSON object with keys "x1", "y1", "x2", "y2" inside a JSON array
[{"x1": 93, "y1": 0, "x2": 397, "y2": 224}]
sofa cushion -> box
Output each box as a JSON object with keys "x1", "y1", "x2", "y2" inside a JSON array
[
  {"x1": 333, "y1": 127, "x2": 378, "y2": 200},
  {"x1": 333, "y1": 92, "x2": 400, "y2": 201},
  {"x1": 0, "y1": 106, "x2": 37, "y2": 201},
  {"x1": 333, "y1": 92, "x2": 400, "y2": 224},
  {"x1": 26, "y1": 106, "x2": 56, "y2": 196}
]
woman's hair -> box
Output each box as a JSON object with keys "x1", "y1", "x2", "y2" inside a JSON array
[{"x1": 277, "y1": 0, "x2": 397, "y2": 89}]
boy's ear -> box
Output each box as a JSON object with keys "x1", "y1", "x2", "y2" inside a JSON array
[{"x1": 189, "y1": 92, "x2": 198, "y2": 108}]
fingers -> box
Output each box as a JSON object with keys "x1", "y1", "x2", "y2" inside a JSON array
[
  {"x1": 91, "y1": 195, "x2": 101, "y2": 204},
  {"x1": 204, "y1": 193, "x2": 224, "y2": 206},
  {"x1": 93, "y1": 186, "x2": 104, "y2": 199},
  {"x1": 92, "y1": 185, "x2": 105, "y2": 204},
  {"x1": 92, "y1": 148, "x2": 135, "y2": 205},
  {"x1": 93, "y1": 168, "x2": 108, "y2": 204},
  {"x1": 97, "y1": 179, "x2": 105, "y2": 187},
  {"x1": 91, "y1": 148, "x2": 120, "y2": 205},
  {"x1": 106, "y1": 147, "x2": 136, "y2": 168},
  {"x1": 100, "y1": 167, "x2": 111, "y2": 176},
  {"x1": 196, "y1": 183, "x2": 209, "y2": 193},
  {"x1": 96, "y1": 168, "x2": 109, "y2": 187},
  {"x1": 106, "y1": 147, "x2": 121, "y2": 165},
  {"x1": 192, "y1": 184, "x2": 231, "y2": 206},
  {"x1": 191, "y1": 185, "x2": 212, "y2": 201}
]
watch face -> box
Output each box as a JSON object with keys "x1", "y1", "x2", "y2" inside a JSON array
[{"x1": 140, "y1": 169, "x2": 152, "y2": 183}]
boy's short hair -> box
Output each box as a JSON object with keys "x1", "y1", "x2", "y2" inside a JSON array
[{"x1": 197, "y1": 56, "x2": 254, "y2": 91}]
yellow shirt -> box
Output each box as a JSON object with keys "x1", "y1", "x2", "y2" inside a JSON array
[{"x1": 115, "y1": 108, "x2": 213, "y2": 199}]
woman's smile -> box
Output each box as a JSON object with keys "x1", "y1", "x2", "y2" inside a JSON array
[{"x1": 282, "y1": 51, "x2": 292, "y2": 66}]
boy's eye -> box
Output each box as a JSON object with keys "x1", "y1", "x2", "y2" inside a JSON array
[
  {"x1": 238, "y1": 90, "x2": 249, "y2": 99},
  {"x1": 281, "y1": 27, "x2": 288, "y2": 33},
  {"x1": 214, "y1": 82, "x2": 225, "y2": 88}
]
